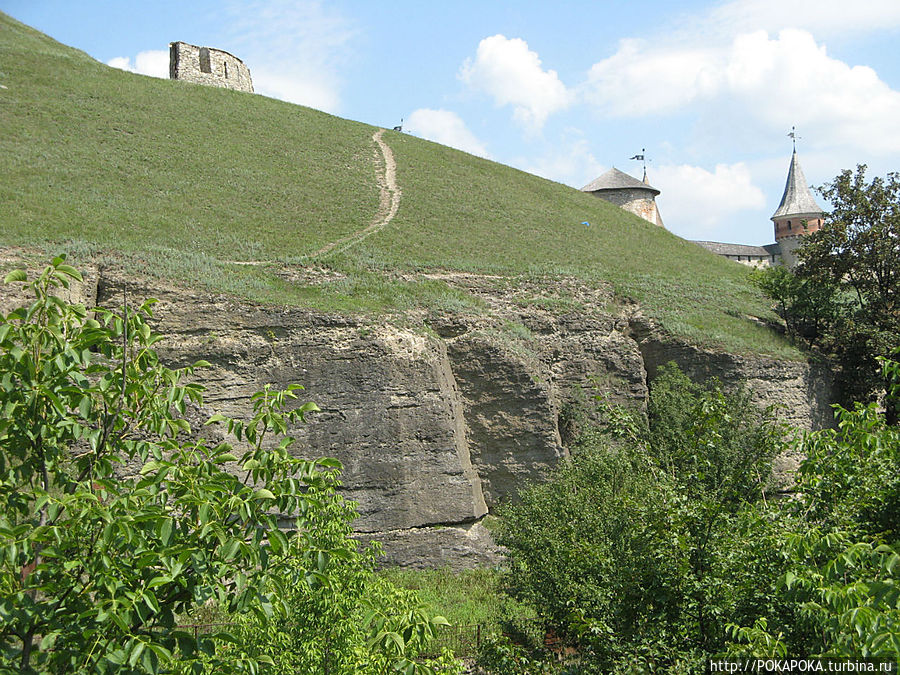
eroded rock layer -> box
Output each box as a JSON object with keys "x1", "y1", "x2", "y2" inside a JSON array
[{"x1": 2, "y1": 263, "x2": 834, "y2": 570}]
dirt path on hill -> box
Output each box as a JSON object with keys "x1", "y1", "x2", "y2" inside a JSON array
[{"x1": 311, "y1": 129, "x2": 401, "y2": 259}]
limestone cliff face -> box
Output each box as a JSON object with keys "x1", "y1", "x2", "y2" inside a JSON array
[{"x1": 3, "y1": 264, "x2": 834, "y2": 569}]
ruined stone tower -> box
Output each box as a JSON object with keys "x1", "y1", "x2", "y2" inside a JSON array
[
  {"x1": 771, "y1": 149, "x2": 824, "y2": 268},
  {"x1": 169, "y1": 42, "x2": 253, "y2": 93},
  {"x1": 580, "y1": 168, "x2": 665, "y2": 227}
]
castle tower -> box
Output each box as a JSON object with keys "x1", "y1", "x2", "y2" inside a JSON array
[
  {"x1": 771, "y1": 149, "x2": 824, "y2": 268},
  {"x1": 581, "y1": 168, "x2": 665, "y2": 227}
]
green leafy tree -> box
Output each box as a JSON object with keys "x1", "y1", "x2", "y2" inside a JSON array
[
  {"x1": 0, "y1": 258, "x2": 455, "y2": 674},
  {"x1": 805, "y1": 166, "x2": 900, "y2": 326},
  {"x1": 749, "y1": 265, "x2": 843, "y2": 348},
  {"x1": 0, "y1": 258, "x2": 328, "y2": 672}
]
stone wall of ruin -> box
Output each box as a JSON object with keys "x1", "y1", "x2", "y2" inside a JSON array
[{"x1": 169, "y1": 42, "x2": 253, "y2": 93}]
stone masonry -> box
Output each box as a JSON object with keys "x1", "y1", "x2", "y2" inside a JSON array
[{"x1": 169, "y1": 42, "x2": 253, "y2": 93}]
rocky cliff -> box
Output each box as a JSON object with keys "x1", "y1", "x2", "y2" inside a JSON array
[{"x1": 1, "y1": 262, "x2": 834, "y2": 569}]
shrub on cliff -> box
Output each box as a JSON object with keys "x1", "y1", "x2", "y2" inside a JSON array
[
  {"x1": 496, "y1": 364, "x2": 789, "y2": 672},
  {"x1": 728, "y1": 355, "x2": 900, "y2": 659}
]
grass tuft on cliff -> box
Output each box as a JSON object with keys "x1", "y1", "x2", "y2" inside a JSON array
[{"x1": 0, "y1": 12, "x2": 798, "y2": 358}]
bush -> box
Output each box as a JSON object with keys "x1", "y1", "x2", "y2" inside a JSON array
[
  {"x1": 498, "y1": 364, "x2": 789, "y2": 672},
  {"x1": 728, "y1": 355, "x2": 900, "y2": 659}
]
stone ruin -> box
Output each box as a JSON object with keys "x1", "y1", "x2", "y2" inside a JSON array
[{"x1": 169, "y1": 42, "x2": 253, "y2": 93}]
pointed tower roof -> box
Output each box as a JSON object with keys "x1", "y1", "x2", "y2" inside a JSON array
[
  {"x1": 771, "y1": 150, "x2": 823, "y2": 220},
  {"x1": 581, "y1": 167, "x2": 660, "y2": 196}
]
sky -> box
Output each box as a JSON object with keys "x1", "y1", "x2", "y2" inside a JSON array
[{"x1": 5, "y1": 0, "x2": 900, "y2": 246}]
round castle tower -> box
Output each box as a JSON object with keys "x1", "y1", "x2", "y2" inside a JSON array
[
  {"x1": 580, "y1": 167, "x2": 665, "y2": 227},
  {"x1": 771, "y1": 149, "x2": 823, "y2": 268}
]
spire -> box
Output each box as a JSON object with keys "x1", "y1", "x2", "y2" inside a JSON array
[{"x1": 771, "y1": 149, "x2": 823, "y2": 220}]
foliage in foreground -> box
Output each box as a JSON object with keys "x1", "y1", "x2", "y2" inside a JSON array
[
  {"x1": 0, "y1": 258, "x2": 454, "y2": 673},
  {"x1": 225, "y1": 477, "x2": 458, "y2": 674},
  {"x1": 730, "y1": 357, "x2": 900, "y2": 658}
]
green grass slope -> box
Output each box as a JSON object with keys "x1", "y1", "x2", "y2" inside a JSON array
[
  {"x1": 0, "y1": 13, "x2": 378, "y2": 260},
  {"x1": 0, "y1": 12, "x2": 797, "y2": 358}
]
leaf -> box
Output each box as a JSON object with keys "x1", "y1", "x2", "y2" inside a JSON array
[
  {"x1": 39, "y1": 631, "x2": 59, "y2": 650},
  {"x1": 268, "y1": 528, "x2": 287, "y2": 555},
  {"x1": 159, "y1": 518, "x2": 173, "y2": 546},
  {"x1": 253, "y1": 489, "x2": 276, "y2": 501},
  {"x1": 221, "y1": 539, "x2": 241, "y2": 561},
  {"x1": 140, "y1": 460, "x2": 163, "y2": 475},
  {"x1": 78, "y1": 395, "x2": 92, "y2": 419},
  {"x1": 55, "y1": 264, "x2": 83, "y2": 281},
  {"x1": 141, "y1": 644, "x2": 159, "y2": 674},
  {"x1": 128, "y1": 641, "x2": 145, "y2": 667}
]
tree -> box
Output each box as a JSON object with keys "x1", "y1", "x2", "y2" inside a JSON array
[
  {"x1": 0, "y1": 258, "x2": 454, "y2": 674},
  {"x1": 804, "y1": 166, "x2": 900, "y2": 325},
  {"x1": 748, "y1": 265, "x2": 843, "y2": 349},
  {"x1": 226, "y1": 470, "x2": 455, "y2": 674},
  {"x1": 0, "y1": 258, "x2": 328, "y2": 672},
  {"x1": 755, "y1": 165, "x2": 900, "y2": 423}
]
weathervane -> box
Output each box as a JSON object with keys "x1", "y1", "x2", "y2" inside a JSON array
[
  {"x1": 630, "y1": 148, "x2": 648, "y2": 176},
  {"x1": 788, "y1": 126, "x2": 801, "y2": 150}
]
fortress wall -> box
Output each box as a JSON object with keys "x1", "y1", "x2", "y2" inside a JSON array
[{"x1": 169, "y1": 42, "x2": 253, "y2": 93}]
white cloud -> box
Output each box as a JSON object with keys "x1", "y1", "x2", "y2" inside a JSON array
[
  {"x1": 583, "y1": 28, "x2": 900, "y2": 155},
  {"x1": 584, "y1": 39, "x2": 719, "y2": 116},
  {"x1": 517, "y1": 137, "x2": 604, "y2": 188},
  {"x1": 460, "y1": 34, "x2": 573, "y2": 132},
  {"x1": 405, "y1": 109, "x2": 490, "y2": 158},
  {"x1": 107, "y1": 50, "x2": 169, "y2": 78},
  {"x1": 704, "y1": 0, "x2": 900, "y2": 39},
  {"x1": 652, "y1": 162, "x2": 766, "y2": 238},
  {"x1": 252, "y1": 68, "x2": 340, "y2": 111},
  {"x1": 224, "y1": 0, "x2": 356, "y2": 113}
]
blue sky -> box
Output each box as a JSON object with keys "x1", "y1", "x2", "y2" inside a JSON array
[{"x1": 5, "y1": 0, "x2": 900, "y2": 245}]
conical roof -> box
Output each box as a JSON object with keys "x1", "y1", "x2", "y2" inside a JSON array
[
  {"x1": 771, "y1": 150, "x2": 823, "y2": 219},
  {"x1": 581, "y1": 167, "x2": 660, "y2": 196}
]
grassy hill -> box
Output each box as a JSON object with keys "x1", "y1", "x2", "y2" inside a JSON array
[{"x1": 0, "y1": 12, "x2": 797, "y2": 358}]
